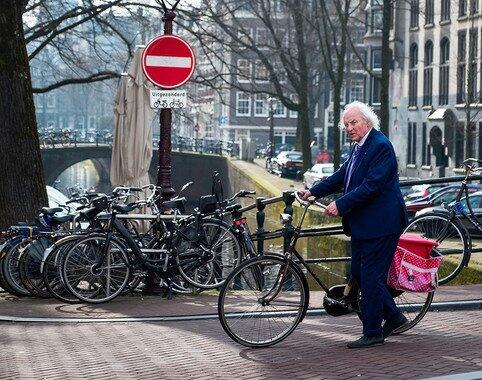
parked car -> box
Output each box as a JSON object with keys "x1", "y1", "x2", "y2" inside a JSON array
[
  {"x1": 403, "y1": 184, "x2": 448, "y2": 201},
  {"x1": 303, "y1": 163, "x2": 335, "y2": 188},
  {"x1": 415, "y1": 191, "x2": 482, "y2": 237},
  {"x1": 47, "y1": 186, "x2": 82, "y2": 215},
  {"x1": 274, "y1": 143, "x2": 294, "y2": 155},
  {"x1": 270, "y1": 151, "x2": 303, "y2": 178},
  {"x1": 405, "y1": 184, "x2": 482, "y2": 218},
  {"x1": 315, "y1": 150, "x2": 331, "y2": 163}
]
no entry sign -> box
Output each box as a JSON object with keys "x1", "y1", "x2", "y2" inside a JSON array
[{"x1": 142, "y1": 35, "x2": 196, "y2": 89}]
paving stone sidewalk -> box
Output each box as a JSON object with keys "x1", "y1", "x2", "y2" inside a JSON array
[{"x1": 0, "y1": 309, "x2": 481, "y2": 379}]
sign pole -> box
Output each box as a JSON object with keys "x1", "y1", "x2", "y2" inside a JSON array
[{"x1": 157, "y1": 5, "x2": 178, "y2": 204}]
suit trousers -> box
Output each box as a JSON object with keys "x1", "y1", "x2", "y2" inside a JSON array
[{"x1": 350, "y1": 233, "x2": 401, "y2": 337}]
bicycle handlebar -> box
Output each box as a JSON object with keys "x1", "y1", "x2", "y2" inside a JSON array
[{"x1": 294, "y1": 191, "x2": 327, "y2": 210}]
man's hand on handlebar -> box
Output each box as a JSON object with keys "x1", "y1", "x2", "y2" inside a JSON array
[{"x1": 299, "y1": 189, "x2": 312, "y2": 200}]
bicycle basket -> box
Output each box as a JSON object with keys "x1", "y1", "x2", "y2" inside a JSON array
[{"x1": 199, "y1": 195, "x2": 218, "y2": 214}]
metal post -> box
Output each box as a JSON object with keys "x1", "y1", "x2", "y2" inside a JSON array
[
  {"x1": 282, "y1": 191, "x2": 295, "y2": 288},
  {"x1": 157, "y1": 4, "x2": 180, "y2": 204},
  {"x1": 256, "y1": 197, "x2": 266, "y2": 255}
]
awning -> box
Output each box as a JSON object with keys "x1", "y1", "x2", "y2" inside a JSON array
[{"x1": 428, "y1": 108, "x2": 447, "y2": 121}]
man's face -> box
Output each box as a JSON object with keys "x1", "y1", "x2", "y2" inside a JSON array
[{"x1": 343, "y1": 108, "x2": 371, "y2": 143}]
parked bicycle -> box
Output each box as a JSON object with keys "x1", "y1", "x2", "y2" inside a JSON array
[
  {"x1": 218, "y1": 191, "x2": 433, "y2": 347},
  {"x1": 404, "y1": 158, "x2": 482, "y2": 284}
]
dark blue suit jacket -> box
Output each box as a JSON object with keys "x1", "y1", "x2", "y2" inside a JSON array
[{"x1": 310, "y1": 129, "x2": 408, "y2": 240}]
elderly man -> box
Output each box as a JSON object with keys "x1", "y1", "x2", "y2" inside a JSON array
[{"x1": 301, "y1": 101, "x2": 409, "y2": 348}]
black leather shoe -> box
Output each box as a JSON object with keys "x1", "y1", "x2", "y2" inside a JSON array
[
  {"x1": 383, "y1": 314, "x2": 409, "y2": 338},
  {"x1": 347, "y1": 334, "x2": 384, "y2": 349}
]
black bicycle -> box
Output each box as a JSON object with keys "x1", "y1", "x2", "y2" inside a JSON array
[
  {"x1": 218, "y1": 191, "x2": 434, "y2": 347},
  {"x1": 404, "y1": 158, "x2": 482, "y2": 284},
  {"x1": 61, "y1": 192, "x2": 241, "y2": 303}
]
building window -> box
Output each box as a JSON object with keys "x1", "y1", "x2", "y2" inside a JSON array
[
  {"x1": 237, "y1": 59, "x2": 251, "y2": 83},
  {"x1": 409, "y1": 43, "x2": 418, "y2": 106},
  {"x1": 457, "y1": 31, "x2": 467, "y2": 104},
  {"x1": 254, "y1": 60, "x2": 269, "y2": 83},
  {"x1": 441, "y1": 0, "x2": 451, "y2": 21},
  {"x1": 459, "y1": 0, "x2": 468, "y2": 16},
  {"x1": 470, "y1": 0, "x2": 479, "y2": 14},
  {"x1": 469, "y1": 28, "x2": 478, "y2": 103},
  {"x1": 256, "y1": 28, "x2": 270, "y2": 49},
  {"x1": 425, "y1": 0, "x2": 434, "y2": 25},
  {"x1": 350, "y1": 52, "x2": 364, "y2": 72},
  {"x1": 236, "y1": 92, "x2": 251, "y2": 116},
  {"x1": 254, "y1": 93, "x2": 268, "y2": 117},
  {"x1": 407, "y1": 122, "x2": 417, "y2": 165},
  {"x1": 371, "y1": 77, "x2": 381, "y2": 105},
  {"x1": 237, "y1": 28, "x2": 253, "y2": 46},
  {"x1": 371, "y1": 8, "x2": 383, "y2": 33},
  {"x1": 439, "y1": 38, "x2": 450, "y2": 105},
  {"x1": 273, "y1": 99, "x2": 287, "y2": 118},
  {"x1": 423, "y1": 41, "x2": 433, "y2": 106},
  {"x1": 410, "y1": 0, "x2": 419, "y2": 28},
  {"x1": 372, "y1": 49, "x2": 382, "y2": 69},
  {"x1": 422, "y1": 123, "x2": 428, "y2": 165},
  {"x1": 349, "y1": 78, "x2": 365, "y2": 102}
]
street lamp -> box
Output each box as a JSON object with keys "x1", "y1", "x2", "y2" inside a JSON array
[{"x1": 267, "y1": 97, "x2": 276, "y2": 160}]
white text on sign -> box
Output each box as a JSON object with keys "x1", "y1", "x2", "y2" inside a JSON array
[{"x1": 150, "y1": 90, "x2": 187, "y2": 109}]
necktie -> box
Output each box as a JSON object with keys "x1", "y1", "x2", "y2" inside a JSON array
[{"x1": 345, "y1": 144, "x2": 361, "y2": 190}]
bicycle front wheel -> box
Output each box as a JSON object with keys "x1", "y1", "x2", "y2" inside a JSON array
[
  {"x1": 404, "y1": 213, "x2": 470, "y2": 284},
  {"x1": 218, "y1": 255, "x2": 309, "y2": 348}
]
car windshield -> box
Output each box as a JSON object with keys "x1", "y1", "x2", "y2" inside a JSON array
[{"x1": 322, "y1": 166, "x2": 334, "y2": 174}]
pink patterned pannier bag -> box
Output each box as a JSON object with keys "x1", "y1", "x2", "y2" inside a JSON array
[{"x1": 388, "y1": 234, "x2": 443, "y2": 293}]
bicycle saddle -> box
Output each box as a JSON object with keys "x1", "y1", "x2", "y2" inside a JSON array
[
  {"x1": 161, "y1": 197, "x2": 186, "y2": 210},
  {"x1": 113, "y1": 203, "x2": 137, "y2": 213},
  {"x1": 41, "y1": 207, "x2": 63, "y2": 215}
]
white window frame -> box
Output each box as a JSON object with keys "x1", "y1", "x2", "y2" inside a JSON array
[
  {"x1": 254, "y1": 93, "x2": 269, "y2": 117},
  {"x1": 349, "y1": 78, "x2": 365, "y2": 102},
  {"x1": 255, "y1": 60, "x2": 269, "y2": 83},
  {"x1": 273, "y1": 99, "x2": 287, "y2": 118},
  {"x1": 236, "y1": 92, "x2": 251, "y2": 116},
  {"x1": 237, "y1": 59, "x2": 251, "y2": 83}
]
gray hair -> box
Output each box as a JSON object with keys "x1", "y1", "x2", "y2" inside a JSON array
[{"x1": 339, "y1": 101, "x2": 380, "y2": 130}]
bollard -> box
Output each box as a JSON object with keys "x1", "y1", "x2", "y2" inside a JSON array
[
  {"x1": 282, "y1": 191, "x2": 295, "y2": 288},
  {"x1": 256, "y1": 197, "x2": 266, "y2": 255}
]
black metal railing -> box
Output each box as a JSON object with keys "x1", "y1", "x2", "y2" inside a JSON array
[{"x1": 168, "y1": 136, "x2": 239, "y2": 157}]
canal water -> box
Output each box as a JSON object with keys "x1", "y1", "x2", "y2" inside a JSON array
[{"x1": 54, "y1": 160, "x2": 110, "y2": 196}]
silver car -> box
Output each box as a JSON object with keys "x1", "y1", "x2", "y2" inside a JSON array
[{"x1": 303, "y1": 163, "x2": 334, "y2": 188}]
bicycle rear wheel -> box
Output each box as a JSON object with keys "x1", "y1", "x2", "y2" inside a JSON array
[
  {"x1": 218, "y1": 255, "x2": 309, "y2": 348},
  {"x1": 62, "y1": 235, "x2": 131, "y2": 303},
  {"x1": 389, "y1": 288, "x2": 434, "y2": 334},
  {"x1": 404, "y1": 213, "x2": 469, "y2": 284},
  {"x1": 177, "y1": 219, "x2": 241, "y2": 289}
]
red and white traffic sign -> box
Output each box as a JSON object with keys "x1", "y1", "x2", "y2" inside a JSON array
[{"x1": 142, "y1": 35, "x2": 196, "y2": 89}]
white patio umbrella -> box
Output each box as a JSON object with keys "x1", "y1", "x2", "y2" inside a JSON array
[{"x1": 110, "y1": 45, "x2": 154, "y2": 189}]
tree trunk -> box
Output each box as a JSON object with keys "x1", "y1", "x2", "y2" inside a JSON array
[
  {"x1": 380, "y1": 0, "x2": 391, "y2": 137},
  {"x1": 0, "y1": 1, "x2": 47, "y2": 229}
]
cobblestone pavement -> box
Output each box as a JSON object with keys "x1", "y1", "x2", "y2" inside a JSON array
[
  {"x1": 0, "y1": 309, "x2": 481, "y2": 379},
  {"x1": 0, "y1": 283, "x2": 481, "y2": 379}
]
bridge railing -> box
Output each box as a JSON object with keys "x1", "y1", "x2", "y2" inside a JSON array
[
  {"x1": 166, "y1": 136, "x2": 240, "y2": 157},
  {"x1": 39, "y1": 131, "x2": 113, "y2": 148}
]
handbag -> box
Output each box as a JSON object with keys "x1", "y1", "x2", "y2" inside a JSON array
[{"x1": 388, "y1": 246, "x2": 443, "y2": 293}]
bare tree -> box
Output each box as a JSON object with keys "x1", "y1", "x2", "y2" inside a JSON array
[{"x1": 182, "y1": 0, "x2": 323, "y2": 170}]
